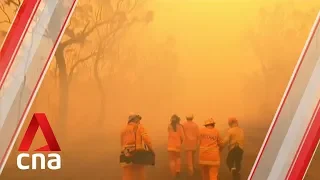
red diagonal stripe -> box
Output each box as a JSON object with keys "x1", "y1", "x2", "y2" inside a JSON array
[
  {"x1": 0, "y1": 0, "x2": 78, "y2": 169},
  {"x1": 286, "y1": 99, "x2": 320, "y2": 179},
  {"x1": 0, "y1": 0, "x2": 42, "y2": 88},
  {"x1": 248, "y1": 14, "x2": 320, "y2": 179}
]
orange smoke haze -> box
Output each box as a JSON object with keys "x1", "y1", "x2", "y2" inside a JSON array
[{"x1": 1, "y1": 0, "x2": 320, "y2": 179}]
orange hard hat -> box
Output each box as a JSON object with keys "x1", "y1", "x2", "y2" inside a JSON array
[
  {"x1": 204, "y1": 118, "x2": 215, "y2": 126},
  {"x1": 228, "y1": 117, "x2": 238, "y2": 124},
  {"x1": 128, "y1": 114, "x2": 142, "y2": 122},
  {"x1": 186, "y1": 114, "x2": 194, "y2": 119}
]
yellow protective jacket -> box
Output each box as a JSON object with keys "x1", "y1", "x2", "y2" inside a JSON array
[
  {"x1": 223, "y1": 126, "x2": 244, "y2": 151},
  {"x1": 120, "y1": 123, "x2": 152, "y2": 156},
  {"x1": 198, "y1": 127, "x2": 223, "y2": 166},
  {"x1": 167, "y1": 124, "x2": 185, "y2": 152},
  {"x1": 182, "y1": 121, "x2": 200, "y2": 151}
]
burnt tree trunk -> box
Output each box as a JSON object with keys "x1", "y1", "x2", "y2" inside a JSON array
[{"x1": 55, "y1": 46, "x2": 69, "y2": 137}]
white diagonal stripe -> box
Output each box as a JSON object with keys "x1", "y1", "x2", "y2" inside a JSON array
[
  {"x1": 0, "y1": 0, "x2": 58, "y2": 129},
  {"x1": 0, "y1": 0, "x2": 78, "y2": 174},
  {"x1": 267, "y1": 56, "x2": 320, "y2": 180},
  {"x1": 249, "y1": 11, "x2": 320, "y2": 180}
]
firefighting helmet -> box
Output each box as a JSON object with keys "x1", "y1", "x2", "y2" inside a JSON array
[
  {"x1": 186, "y1": 114, "x2": 194, "y2": 120},
  {"x1": 128, "y1": 114, "x2": 142, "y2": 122},
  {"x1": 228, "y1": 117, "x2": 238, "y2": 124},
  {"x1": 204, "y1": 118, "x2": 215, "y2": 126}
]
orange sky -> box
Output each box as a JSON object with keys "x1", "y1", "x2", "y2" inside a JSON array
[
  {"x1": 1, "y1": 1, "x2": 320, "y2": 179},
  {"x1": 1, "y1": 0, "x2": 319, "y2": 127}
]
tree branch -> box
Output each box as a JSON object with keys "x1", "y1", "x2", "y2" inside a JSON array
[
  {"x1": 0, "y1": 2, "x2": 11, "y2": 24},
  {"x1": 59, "y1": 0, "x2": 141, "y2": 50},
  {"x1": 0, "y1": 20, "x2": 10, "y2": 25},
  {"x1": 64, "y1": 27, "x2": 76, "y2": 39},
  {"x1": 60, "y1": 20, "x2": 112, "y2": 48},
  {"x1": 5, "y1": 0, "x2": 20, "y2": 7},
  {"x1": 68, "y1": 52, "x2": 97, "y2": 84}
]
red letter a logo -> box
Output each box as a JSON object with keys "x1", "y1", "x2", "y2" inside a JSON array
[{"x1": 18, "y1": 113, "x2": 61, "y2": 151}]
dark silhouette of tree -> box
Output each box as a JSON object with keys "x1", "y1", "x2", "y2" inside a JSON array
[
  {"x1": 0, "y1": 0, "x2": 153, "y2": 134},
  {"x1": 0, "y1": 0, "x2": 20, "y2": 41},
  {"x1": 56, "y1": 0, "x2": 153, "y2": 134}
]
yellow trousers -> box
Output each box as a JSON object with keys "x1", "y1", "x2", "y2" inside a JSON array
[
  {"x1": 200, "y1": 165, "x2": 219, "y2": 180},
  {"x1": 186, "y1": 150, "x2": 196, "y2": 176},
  {"x1": 168, "y1": 151, "x2": 181, "y2": 177},
  {"x1": 122, "y1": 165, "x2": 146, "y2": 180}
]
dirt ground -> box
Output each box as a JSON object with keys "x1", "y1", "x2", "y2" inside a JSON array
[
  {"x1": 0, "y1": 125, "x2": 261, "y2": 180},
  {"x1": 1, "y1": 124, "x2": 319, "y2": 180}
]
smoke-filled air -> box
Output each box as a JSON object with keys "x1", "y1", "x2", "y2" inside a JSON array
[{"x1": 1, "y1": 0, "x2": 320, "y2": 179}]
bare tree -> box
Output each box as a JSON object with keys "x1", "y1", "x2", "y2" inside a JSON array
[
  {"x1": 93, "y1": 8, "x2": 153, "y2": 125},
  {"x1": 0, "y1": 0, "x2": 21, "y2": 41},
  {"x1": 0, "y1": 0, "x2": 153, "y2": 133},
  {"x1": 53, "y1": 0, "x2": 152, "y2": 128}
]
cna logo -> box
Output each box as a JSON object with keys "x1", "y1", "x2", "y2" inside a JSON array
[{"x1": 17, "y1": 113, "x2": 61, "y2": 170}]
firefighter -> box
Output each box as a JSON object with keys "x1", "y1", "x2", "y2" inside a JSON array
[
  {"x1": 223, "y1": 117, "x2": 244, "y2": 180},
  {"x1": 120, "y1": 114, "x2": 154, "y2": 180},
  {"x1": 198, "y1": 118, "x2": 223, "y2": 180},
  {"x1": 168, "y1": 114, "x2": 185, "y2": 179},
  {"x1": 182, "y1": 114, "x2": 200, "y2": 177}
]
